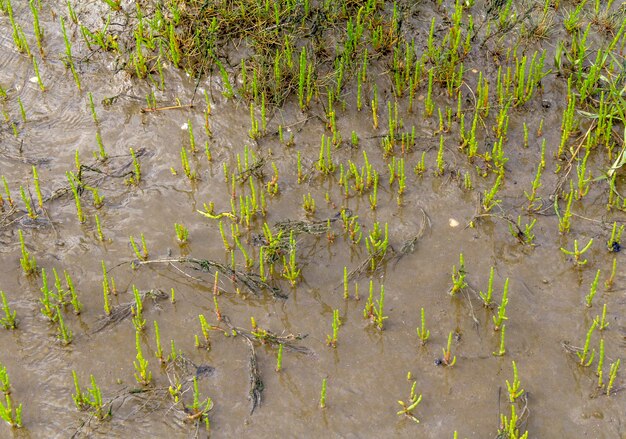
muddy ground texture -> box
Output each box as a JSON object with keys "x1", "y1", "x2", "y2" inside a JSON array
[{"x1": 0, "y1": 0, "x2": 626, "y2": 437}]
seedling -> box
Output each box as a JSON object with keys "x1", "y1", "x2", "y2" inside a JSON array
[
  {"x1": 364, "y1": 281, "x2": 375, "y2": 320},
  {"x1": 605, "y1": 257, "x2": 617, "y2": 290},
  {"x1": 66, "y1": 172, "x2": 85, "y2": 223},
  {"x1": 607, "y1": 222, "x2": 624, "y2": 252},
  {"x1": 125, "y1": 148, "x2": 141, "y2": 185},
  {"x1": 371, "y1": 85, "x2": 379, "y2": 129},
  {"x1": 342, "y1": 266, "x2": 349, "y2": 299},
  {"x1": 39, "y1": 268, "x2": 56, "y2": 321},
  {"x1": 316, "y1": 135, "x2": 335, "y2": 175},
  {"x1": 351, "y1": 131, "x2": 359, "y2": 147},
  {"x1": 29, "y1": 0, "x2": 44, "y2": 56},
  {"x1": 372, "y1": 285, "x2": 388, "y2": 330},
  {"x1": 435, "y1": 135, "x2": 445, "y2": 176},
  {"x1": 326, "y1": 309, "x2": 341, "y2": 347},
  {"x1": 0, "y1": 392, "x2": 22, "y2": 428},
  {"x1": 424, "y1": 69, "x2": 434, "y2": 117},
  {"x1": 479, "y1": 267, "x2": 495, "y2": 307},
  {"x1": 493, "y1": 324, "x2": 506, "y2": 357},
  {"x1": 2, "y1": 176, "x2": 13, "y2": 207},
  {"x1": 364, "y1": 282, "x2": 388, "y2": 330},
  {"x1": 0, "y1": 291, "x2": 17, "y2": 329},
  {"x1": 167, "y1": 339, "x2": 181, "y2": 363},
  {"x1": 560, "y1": 238, "x2": 593, "y2": 266},
  {"x1": 364, "y1": 222, "x2": 389, "y2": 271},
  {"x1": 19, "y1": 186, "x2": 36, "y2": 219},
  {"x1": 133, "y1": 331, "x2": 152, "y2": 386},
  {"x1": 131, "y1": 286, "x2": 146, "y2": 331},
  {"x1": 55, "y1": 306, "x2": 72, "y2": 345},
  {"x1": 319, "y1": 378, "x2": 327, "y2": 409},
  {"x1": 524, "y1": 141, "x2": 546, "y2": 212},
  {"x1": 168, "y1": 370, "x2": 182, "y2": 403},
  {"x1": 52, "y1": 268, "x2": 68, "y2": 305},
  {"x1": 88, "y1": 92, "x2": 99, "y2": 125},
  {"x1": 282, "y1": 231, "x2": 301, "y2": 286},
  {"x1": 88, "y1": 187, "x2": 104, "y2": 208},
  {"x1": 96, "y1": 132, "x2": 107, "y2": 160},
  {"x1": 416, "y1": 307, "x2": 430, "y2": 345},
  {"x1": 91, "y1": 214, "x2": 104, "y2": 241},
  {"x1": 557, "y1": 186, "x2": 574, "y2": 234},
  {"x1": 396, "y1": 380, "x2": 422, "y2": 423},
  {"x1": 101, "y1": 0, "x2": 121, "y2": 11},
  {"x1": 508, "y1": 216, "x2": 536, "y2": 245},
  {"x1": 60, "y1": 16, "x2": 81, "y2": 89},
  {"x1": 345, "y1": 214, "x2": 362, "y2": 245},
  {"x1": 266, "y1": 163, "x2": 279, "y2": 196},
  {"x1": 64, "y1": 271, "x2": 81, "y2": 314},
  {"x1": 130, "y1": 234, "x2": 149, "y2": 261},
  {"x1": 180, "y1": 146, "x2": 197, "y2": 180},
  {"x1": 296, "y1": 151, "x2": 304, "y2": 184},
  {"x1": 506, "y1": 361, "x2": 524, "y2": 402},
  {"x1": 493, "y1": 278, "x2": 509, "y2": 331},
  {"x1": 498, "y1": 404, "x2": 528, "y2": 439},
  {"x1": 585, "y1": 269, "x2": 601, "y2": 307},
  {"x1": 368, "y1": 171, "x2": 379, "y2": 210},
  {"x1": 72, "y1": 371, "x2": 109, "y2": 419},
  {"x1": 575, "y1": 146, "x2": 592, "y2": 200},
  {"x1": 414, "y1": 152, "x2": 426, "y2": 175},
  {"x1": 606, "y1": 359, "x2": 620, "y2": 396},
  {"x1": 302, "y1": 193, "x2": 315, "y2": 214},
  {"x1": 18, "y1": 229, "x2": 37, "y2": 276},
  {"x1": 32, "y1": 166, "x2": 43, "y2": 209},
  {"x1": 185, "y1": 377, "x2": 212, "y2": 429},
  {"x1": 153, "y1": 320, "x2": 164, "y2": 363},
  {"x1": 482, "y1": 175, "x2": 503, "y2": 212},
  {"x1": 175, "y1": 223, "x2": 189, "y2": 243},
  {"x1": 101, "y1": 259, "x2": 116, "y2": 304},
  {"x1": 449, "y1": 253, "x2": 467, "y2": 295},
  {"x1": 597, "y1": 338, "x2": 605, "y2": 388},
  {"x1": 195, "y1": 314, "x2": 212, "y2": 350},
  {"x1": 441, "y1": 331, "x2": 457, "y2": 367},
  {"x1": 578, "y1": 320, "x2": 597, "y2": 367},
  {"x1": 275, "y1": 344, "x2": 283, "y2": 372},
  {"x1": 463, "y1": 172, "x2": 472, "y2": 191},
  {"x1": 594, "y1": 304, "x2": 609, "y2": 331},
  {"x1": 0, "y1": 366, "x2": 9, "y2": 394}
]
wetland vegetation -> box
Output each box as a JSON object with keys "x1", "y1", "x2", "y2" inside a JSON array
[{"x1": 0, "y1": 0, "x2": 625, "y2": 437}]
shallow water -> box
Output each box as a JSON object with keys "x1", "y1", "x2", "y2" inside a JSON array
[{"x1": 0, "y1": 1, "x2": 625, "y2": 438}]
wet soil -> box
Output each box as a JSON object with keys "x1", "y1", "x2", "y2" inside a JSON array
[{"x1": 0, "y1": 1, "x2": 625, "y2": 438}]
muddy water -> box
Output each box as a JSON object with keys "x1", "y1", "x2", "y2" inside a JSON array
[{"x1": 1, "y1": 2, "x2": 625, "y2": 438}]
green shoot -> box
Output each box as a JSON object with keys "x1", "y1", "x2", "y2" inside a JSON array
[
  {"x1": 0, "y1": 291, "x2": 17, "y2": 329},
  {"x1": 585, "y1": 269, "x2": 601, "y2": 307},
  {"x1": 442, "y1": 331, "x2": 457, "y2": 367},
  {"x1": 493, "y1": 278, "x2": 509, "y2": 331},
  {"x1": 133, "y1": 330, "x2": 152, "y2": 386},
  {"x1": 560, "y1": 238, "x2": 593, "y2": 266},
  {"x1": 326, "y1": 309, "x2": 341, "y2": 347},
  {"x1": 416, "y1": 307, "x2": 430, "y2": 345},
  {"x1": 479, "y1": 267, "x2": 495, "y2": 307},
  {"x1": 397, "y1": 380, "x2": 422, "y2": 423},
  {"x1": 319, "y1": 378, "x2": 327, "y2": 409},
  {"x1": 506, "y1": 361, "x2": 524, "y2": 402},
  {"x1": 577, "y1": 320, "x2": 597, "y2": 367}
]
